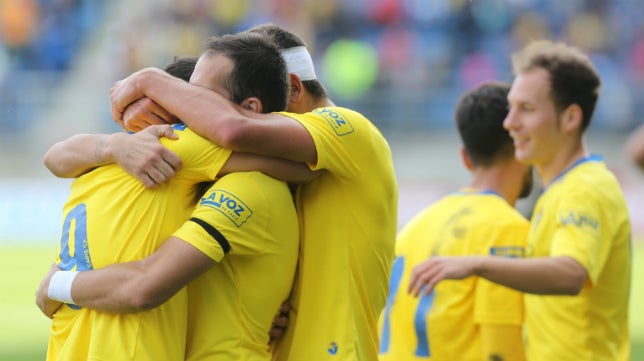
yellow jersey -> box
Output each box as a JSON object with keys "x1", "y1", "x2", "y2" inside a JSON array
[
  {"x1": 272, "y1": 107, "x2": 398, "y2": 361},
  {"x1": 525, "y1": 155, "x2": 631, "y2": 361},
  {"x1": 172, "y1": 172, "x2": 299, "y2": 361},
  {"x1": 379, "y1": 189, "x2": 527, "y2": 360},
  {"x1": 48, "y1": 124, "x2": 231, "y2": 361}
]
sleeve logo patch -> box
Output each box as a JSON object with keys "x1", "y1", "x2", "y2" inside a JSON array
[
  {"x1": 315, "y1": 108, "x2": 354, "y2": 136},
  {"x1": 199, "y1": 189, "x2": 253, "y2": 227},
  {"x1": 560, "y1": 211, "x2": 599, "y2": 230},
  {"x1": 489, "y1": 246, "x2": 525, "y2": 258}
]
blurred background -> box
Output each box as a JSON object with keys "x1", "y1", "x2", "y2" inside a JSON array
[{"x1": 1, "y1": 0, "x2": 643, "y2": 359}]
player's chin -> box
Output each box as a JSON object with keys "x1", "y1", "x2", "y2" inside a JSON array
[{"x1": 513, "y1": 146, "x2": 532, "y2": 163}]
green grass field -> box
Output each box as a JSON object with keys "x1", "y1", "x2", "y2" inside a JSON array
[{"x1": 1, "y1": 241, "x2": 643, "y2": 360}]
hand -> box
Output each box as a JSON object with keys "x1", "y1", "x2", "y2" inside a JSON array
[
  {"x1": 110, "y1": 125, "x2": 183, "y2": 188},
  {"x1": 269, "y1": 301, "x2": 291, "y2": 345},
  {"x1": 110, "y1": 68, "x2": 167, "y2": 129},
  {"x1": 122, "y1": 97, "x2": 176, "y2": 132},
  {"x1": 35, "y1": 263, "x2": 63, "y2": 319},
  {"x1": 407, "y1": 256, "x2": 478, "y2": 297}
]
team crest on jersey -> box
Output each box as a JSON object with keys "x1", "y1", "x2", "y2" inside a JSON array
[
  {"x1": 199, "y1": 189, "x2": 253, "y2": 227},
  {"x1": 327, "y1": 342, "x2": 339, "y2": 355},
  {"x1": 489, "y1": 246, "x2": 525, "y2": 258},
  {"x1": 315, "y1": 108, "x2": 354, "y2": 136}
]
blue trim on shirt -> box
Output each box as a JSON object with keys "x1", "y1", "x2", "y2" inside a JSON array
[{"x1": 545, "y1": 154, "x2": 603, "y2": 192}]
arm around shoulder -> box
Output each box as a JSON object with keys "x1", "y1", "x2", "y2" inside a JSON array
[
  {"x1": 408, "y1": 255, "x2": 587, "y2": 297},
  {"x1": 475, "y1": 255, "x2": 587, "y2": 295},
  {"x1": 185, "y1": 110, "x2": 317, "y2": 163},
  {"x1": 44, "y1": 134, "x2": 112, "y2": 178}
]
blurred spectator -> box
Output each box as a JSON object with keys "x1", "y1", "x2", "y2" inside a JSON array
[{"x1": 1, "y1": 0, "x2": 644, "y2": 134}]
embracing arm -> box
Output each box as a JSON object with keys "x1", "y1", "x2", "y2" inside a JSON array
[
  {"x1": 220, "y1": 152, "x2": 319, "y2": 184},
  {"x1": 43, "y1": 125, "x2": 182, "y2": 187},
  {"x1": 408, "y1": 255, "x2": 587, "y2": 297},
  {"x1": 111, "y1": 68, "x2": 317, "y2": 163},
  {"x1": 36, "y1": 237, "x2": 214, "y2": 315},
  {"x1": 44, "y1": 133, "x2": 115, "y2": 178}
]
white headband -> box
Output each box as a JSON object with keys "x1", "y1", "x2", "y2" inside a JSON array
[{"x1": 280, "y1": 46, "x2": 317, "y2": 81}]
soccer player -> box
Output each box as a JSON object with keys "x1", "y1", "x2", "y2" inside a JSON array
[
  {"x1": 408, "y1": 40, "x2": 632, "y2": 361},
  {"x1": 37, "y1": 33, "x2": 304, "y2": 361},
  {"x1": 104, "y1": 24, "x2": 398, "y2": 361},
  {"x1": 626, "y1": 122, "x2": 644, "y2": 171},
  {"x1": 378, "y1": 82, "x2": 530, "y2": 361}
]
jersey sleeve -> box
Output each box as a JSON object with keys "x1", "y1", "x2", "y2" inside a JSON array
[
  {"x1": 279, "y1": 107, "x2": 383, "y2": 180},
  {"x1": 549, "y1": 187, "x2": 606, "y2": 284},
  {"x1": 160, "y1": 124, "x2": 232, "y2": 182},
  {"x1": 172, "y1": 172, "x2": 280, "y2": 262}
]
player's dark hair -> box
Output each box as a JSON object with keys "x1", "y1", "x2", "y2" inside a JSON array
[
  {"x1": 163, "y1": 56, "x2": 198, "y2": 82},
  {"x1": 203, "y1": 32, "x2": 289, "y2": 113},
  {"x1": 511, "y1": 40, "x2": 600, "y2": 133},
  {"x1": 246, "y1": 23, "x2": 328, "y2": 101},
  {"x1": 455, "y1": 82, "x2": 514, "y2": 167}
]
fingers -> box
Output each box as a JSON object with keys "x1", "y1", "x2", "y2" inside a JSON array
[
  {"x1": 154, "y1": 124, "x2": 179, "y2": 140},
  {"x1": 137, "y1": 159, "x2": 178, "y2": 188},
  {"x1": 278, "y1": 301, "x2": 291, "y2": 314},
  {"x1": 123, "y1": 98, "x2": 174, "y2": 132},
  {"x1": 268, "y1": 301, "x2": 291, "y2": 343},
  {"x1": 110, "y1": 81, "x2": 125, "y2": 127},
  {"x1": 407, "y1": 261, "x2": 438, "y2": 297},
  {"x1": 113, "y1": 129, "x2": 183, "y2": 187}
]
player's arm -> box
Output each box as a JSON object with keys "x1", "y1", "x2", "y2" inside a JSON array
[
  {"x1": 44, "y1": 125, "x2": 182, "y2": 188},
  {"x1": 111, "y1": 68, "x2": 317, "y2": 163},
  {"x1": 220, "y1": 152, "x2": 319, "y2": 183},
  {"x1": 36, "y1": 237, "x2": 214, "y2": 316},
  {"x1": 480, "y1": 324, "x2": 525, "y2": 361},
  {"x1": 408, "y1": 255, "x2": 587, "y2": 297},
  {"x1": 626, "y1": 123, "x2": 644, "y2": 170}
]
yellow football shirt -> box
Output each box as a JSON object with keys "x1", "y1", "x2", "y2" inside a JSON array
[
  {"x1": 272, "y1": 107, "x2": 398, "y2": 361},
  {"x1": 525, "y1": 155, "x2": 631, "y2": 361},
  {"x1": 172, "y1": 171, "x2": 299, "y2": 361},
  {"x1": 379, "y1": 190, "x2": 527, "y2": 361},
  {"x1": 47, "y1": 124, "x2": 232, "y2": 361}
]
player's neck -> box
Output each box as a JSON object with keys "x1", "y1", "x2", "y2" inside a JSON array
[
  {"x1": 536, "y1": 137, "x2": 587, "y2": 187},
  {"x1": 470, "y1": 166, "x2": 521, "y2": 206}
]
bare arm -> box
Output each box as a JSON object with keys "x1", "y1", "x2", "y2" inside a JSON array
[
  {"x1": 43, "y1": 125, "x2": 182, "y2": 187},
  {"x1": 220, "y1": 152, "x2": 319, "y2": 184},
  {"x1": 408, "y1": 255, "x2": 587, "y2": 297},
  {"x1": 36, "y1": 237, "x2": 214, "y2": 315},
  {"x1": 44, "y1": 133, "x2": 114, "y2": 178},
  {"x1": 626, "y1": 123, "x2": 644, "y2": 171},
  {"x1": 110, "y1": 68, "x2": 317, "y2": 163}
]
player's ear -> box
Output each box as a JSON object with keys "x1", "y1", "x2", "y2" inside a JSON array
[
  {"x1": 561, "y1": 103, "x2": 582, "y2": 133},
  {"x1": 289, "y1": 73, "x2": 304, "y2": 103},
  {"x1": 460, "y1": 146, "x2": 474, "y2": 171},
  {"x1": 241, "y1": 98, "x2": 263, "y2": 113}
]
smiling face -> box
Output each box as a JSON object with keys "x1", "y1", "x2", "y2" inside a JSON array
[{"x1": 504, "y1": 68, "x2": 564, "y2": 170}]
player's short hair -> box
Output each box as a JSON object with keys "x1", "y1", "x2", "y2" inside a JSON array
[
  {"x1": 163, "y1": 56, "x2": 198, "y2": 82},
  {"x1": 246, "y1": 23, "x2": 328, "y2": 101},
  {"x1": 203, "y1": 32, "x2": 289, "y2": 113},
  {"x1": 455, "y1": 82, "x2": 514, "y2": 167},
  {"x1": 511, "y1": 40, "x2": 601, "y2": 133}
]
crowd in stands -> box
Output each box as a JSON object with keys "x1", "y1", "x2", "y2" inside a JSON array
[{"x1": 1, "y1": 0, "x2": 643, "y2": 133}]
